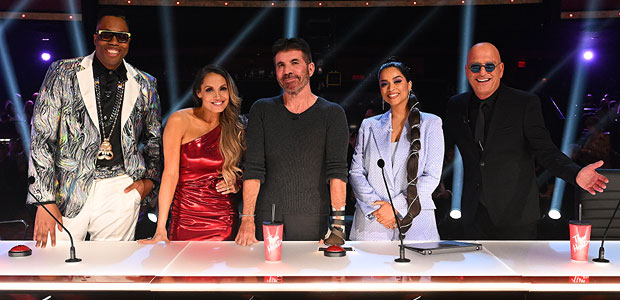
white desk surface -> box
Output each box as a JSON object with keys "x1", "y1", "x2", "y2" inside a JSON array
[
  {"x1": 0, "y1": 240, "x2": 618, "y2": 292},
  {"x1": 159, "y1": 241, "x2": 515, "y2": 277},
  {"x1": 481, "y1": 240, "x2": 620, "y2": 276}
]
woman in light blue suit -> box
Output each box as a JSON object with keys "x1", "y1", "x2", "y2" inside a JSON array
[{"x1": 350, "y1": 57, "x2": 444, "y2": 241}]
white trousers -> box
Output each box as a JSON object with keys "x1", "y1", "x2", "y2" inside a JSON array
[{"x1": 56, "y1": 174, "x2": 141, "y2": 241}]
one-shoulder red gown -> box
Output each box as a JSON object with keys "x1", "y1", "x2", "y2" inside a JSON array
[{"x1": 168, "y1": 125, "x2": 238, "y2": 241}]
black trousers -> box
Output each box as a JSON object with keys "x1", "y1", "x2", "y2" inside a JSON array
[
  {"x1": 463, "y1": 203, "x2": 538, "y2": 240},
  {"x1": 255, "y1": 210, "x2": 328, "y2": 241}
]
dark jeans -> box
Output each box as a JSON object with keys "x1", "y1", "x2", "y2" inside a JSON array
[
  {"x1": 464, "y1": 203, "x2": 538, "y2": 240},
  {"x1": 255, "y1": 210, "x2": 328, "y2": 241}
]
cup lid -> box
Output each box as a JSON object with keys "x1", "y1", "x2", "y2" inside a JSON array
[
  {"x1": 263, "y1": 221, "x2": 283, "y2": 226},
  {"x1": 569, "y1": 220, "x2": 591, "y2": 226}
]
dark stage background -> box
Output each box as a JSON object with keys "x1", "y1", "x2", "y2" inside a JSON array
[{"x1": 0, "y1": 0, "x2": 619, "y2": 240}]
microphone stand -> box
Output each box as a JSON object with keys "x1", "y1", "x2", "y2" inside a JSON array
[
  {"x1": 28, "y1": 178, "x2": 81, "y2": 263},
  {"x1": 378, "y1": 159, "x2": 410, "y2": 263},
  {"x1": 593, "y1": 199, "x2": 620, "y2": 263}
]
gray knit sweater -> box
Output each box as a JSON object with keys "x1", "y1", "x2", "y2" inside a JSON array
[{"x1": 243, "y1": 95, "x2": 349, "y2": 215}]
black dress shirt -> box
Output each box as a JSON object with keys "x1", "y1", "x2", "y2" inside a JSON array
[
  {"x1": 468, "y1": 86, "x2": 501, "y2": 148},
  {"x1": 92, "y1": 56, "x2": 126, "y2": 169}
]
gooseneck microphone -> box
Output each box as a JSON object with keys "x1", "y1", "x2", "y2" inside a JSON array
[
  {"x1": 28, "y1": 176, "x2": 82, "y2": 263},
  {"x1": 593, "y1": 199, "x2": 620, "y2": 263},
  {"x1": 377, "y1": 159, "x2": 410, "y2": 263}
]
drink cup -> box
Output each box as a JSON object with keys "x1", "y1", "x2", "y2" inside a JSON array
[
  {"x1": 569, "y1": 220, "x2": 591, "y2": 261},
  {"x1": 262, "y1": 221, "x2": 283, "y2": 262}
]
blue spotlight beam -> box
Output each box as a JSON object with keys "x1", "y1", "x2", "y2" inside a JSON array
[
  {"x1": 0, "y1": 31, "x2": 31, "y2": 152},
  {"x1": 159, "y1": 6, "x2": 180, "y2": 106},
  {"x1": 548, "y1": 54, "x2": 589, "y2": 219},
  {"x1": 164, "y1": 89, "x2": 192, "y2": 124},
  {"x1": 450, "y1": 3, "x2": 475, "y2": 219},
  {"x1": 0, "y1": 0, "x2": 34, "y2": 31},
  {"x1": 548, "y1": 0, "x2": 599, "y2": 220},
  {"x1": 285, "y1": 0, "x2": 298, "y2": 38},
  {"x1": 528, "y1": 50, "x2": 576, "y2": 93},
  {"x1": 340, "y1": 6, "x2": 442, "y2": 108},
  {"x1": 167, "y1": 6, "x2": 274, "y2": 118},
  {"x1": 321, "y1": 8, "x2": 383, "y2": 64},
  {"x1": 66, "y1": 0, "x2": 86, "y2": 56},
  {"x1": 213, "y1": 6, "x2": 273, "y2": 66}
]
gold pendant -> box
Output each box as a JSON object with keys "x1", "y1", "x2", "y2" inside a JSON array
[{"x1": 97, "y1": 139, "x2": 114, "y2": 160}]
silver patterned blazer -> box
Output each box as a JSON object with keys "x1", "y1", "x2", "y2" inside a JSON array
[
  {"x1": 27, "y1": 52, "x2": 162, "y2": 218},
  {"x1": 349, "y1": 110, "x2": 444, "y2": 240}
]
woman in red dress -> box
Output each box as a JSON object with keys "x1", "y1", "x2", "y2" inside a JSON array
[{"x1": 140, "y1": 65, "x2": 244, "y2": 242}]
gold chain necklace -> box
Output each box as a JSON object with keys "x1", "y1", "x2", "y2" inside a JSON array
[{"x1": 94, "y1": 77, "x2": 124, "y2": 161}]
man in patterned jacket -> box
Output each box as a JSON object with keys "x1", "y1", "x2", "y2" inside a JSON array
[{"x1": 28, "y1": 9, "x2": 162, "y2": 247}]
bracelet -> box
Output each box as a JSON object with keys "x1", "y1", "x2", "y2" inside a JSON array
[{"x1": 239, "y1": 214, "x2": 256, "y2": 218}]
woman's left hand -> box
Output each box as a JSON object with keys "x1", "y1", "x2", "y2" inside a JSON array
[
  {"x1": 372, "y1": 200, "x2": 397, "y2": 229},
  {"x1": 216, "y1": 180, "x2": 239, "y2": 194}
]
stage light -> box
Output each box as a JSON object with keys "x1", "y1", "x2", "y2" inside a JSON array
[
  {"x1": 66, "y1": 0, "x2": 87, "y2": 56},
  {"x1": 159, "y1": 5, "x2": 180, "y2": 116},
  {"x1": 569, "y1": 13, "x2": 574, "y2": 18},
  {"x1": 0, "y1": 0, "x2": 34, "y2": 153},
  {"x1": 340, "y1": 6, "x2": 441, "y2": 108},
  {"x1": 321, "y1": 8, "x2": 383, "y2": 64},
  {"x1": 167, "y1": 7, "x2": 274, "y2": 118},
  {"x1": 450, "y1": 1, "x2": 476, "y2": 219},
  {"x1": 41, "y1": 52, "x2": 51, "y2": 61},
  {"x1": 21, "y1": 14, "x2": 26, "y2": 18},
  {"x1": 285, "y1": 0, "x2": 299, "y2": 38},
  {"x1": 148, "y1": 212, "x2": 157, "y2": 223},
  {"x1": 224, "y1": 2, "x2": 229, "y2": 6},
  {"x1": 318, "y1": 2, "x2": 322, "y2": 6},
  {"x1": 413, "y1": 1, "x2": 417, "y2": 5},
  {"x1": 69, "y1": 15, "x2": 73, "y2": 20},
  {"x1": 549, "y1": 1, "x2": 600, "y2": 219},
  {"x1": 582, "y1": 50, "x2": 594, "y2": 60}
]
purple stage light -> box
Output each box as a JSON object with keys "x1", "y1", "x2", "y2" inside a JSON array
[
  {"x1": 41, "y1": 52, "x2": 51, "y2": 61},
  {"x1": 582, "y1": 50, "x2": 594, "y2": 61}
]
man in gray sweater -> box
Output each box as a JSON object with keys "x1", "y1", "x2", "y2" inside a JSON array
[{"x1": 235, "y1": 38, "x2": 349, "y2": 245}]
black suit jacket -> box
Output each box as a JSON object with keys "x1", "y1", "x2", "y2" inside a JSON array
[{"x1": 444, "y1": 84, "x2": 580, "y2": 226}]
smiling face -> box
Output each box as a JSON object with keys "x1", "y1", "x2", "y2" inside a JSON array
[
  {"x1": 274, "y1": 49, "x2": 314, "y2": 95},
  {"x1": 466, "y1": 43, "x2": 504, "y2": 100},
  {"x1": 379, "y1": 66, "x2": 412, "y2": 110},
  {"x1": 195, "y1": 72, "x2": 229, "y2": 114},
  {"x1": 93, "y1": 16, "x2": 130, "y2": 70}
]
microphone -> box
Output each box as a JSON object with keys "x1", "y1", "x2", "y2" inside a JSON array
[
  {"x1": 28, "y1": 176, "x2": 82, "y2": 263},
  {"x1": 592, "y1": 199, "x2": 620, "y2": 263},
  {"x1": 377, "y1": 159, "x2": 410, "y2": 263}
]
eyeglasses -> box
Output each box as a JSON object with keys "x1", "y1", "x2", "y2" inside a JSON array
[
  {"x1": 468, "y1": 62, "x2": 499, "y2": 73},
  {"x1": 96, "y1": 30, "x2": 131, "y2": 43}
]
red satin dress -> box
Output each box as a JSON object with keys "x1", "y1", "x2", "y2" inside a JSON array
[{"x1": 168, "y1": 125, "x2": 238, "y2": 241}]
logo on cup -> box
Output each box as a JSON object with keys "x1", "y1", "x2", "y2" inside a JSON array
[
  {"x1": 570, "y1": 276, "x2": 590, "y2": 284},
  {"x1": 266, "y1": 231, "x2": 282, "y2": 254},
  {"x1": 571, "y1": 227, "x2": 590, "y2": 252}
]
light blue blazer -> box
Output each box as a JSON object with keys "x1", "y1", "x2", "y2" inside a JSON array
[{"x1": 349, "y1": 110, "x2": 444, "y2": 241}]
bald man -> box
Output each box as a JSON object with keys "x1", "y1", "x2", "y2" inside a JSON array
[{"x1": 444, "y1": 42, "x2": 608, "y2": 240}]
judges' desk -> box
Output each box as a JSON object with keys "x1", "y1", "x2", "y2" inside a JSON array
[{"x1": 0, "y1": 241, "x2": 619, "y2": 299}]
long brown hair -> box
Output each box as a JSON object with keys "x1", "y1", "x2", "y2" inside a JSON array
[
  {"x1": 378, "y1": 57, "x2": 421, "y2": 235},
  {"x1": 192, "y1": 65, "x2": 245, "y2": 185}
]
